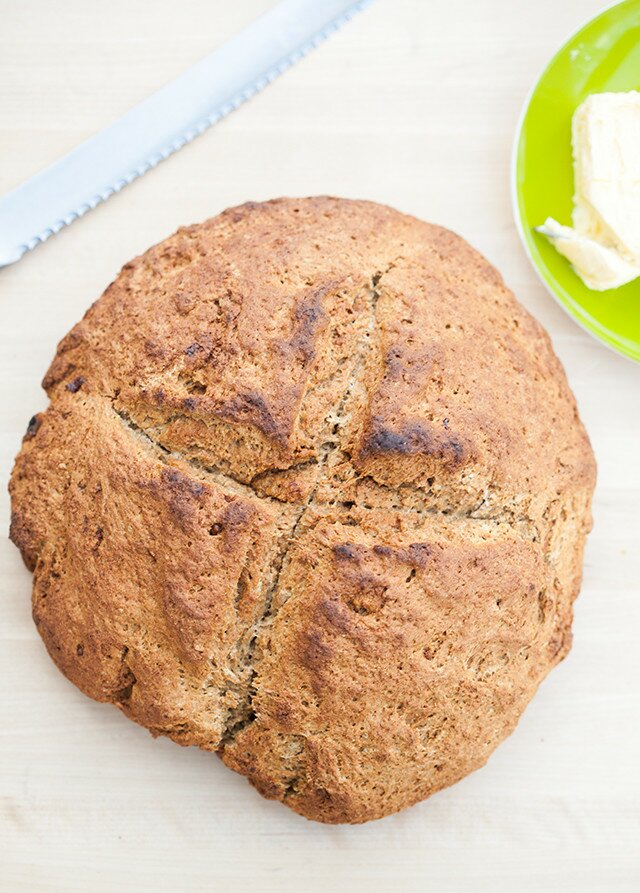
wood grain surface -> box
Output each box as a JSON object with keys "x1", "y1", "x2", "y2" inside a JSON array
[{"x1": 1, "y1": 1, "x2": 638, "y2": 890}]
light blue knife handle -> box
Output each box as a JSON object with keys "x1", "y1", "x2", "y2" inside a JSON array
[{"x1": 0, "y1": 0, "x2": 372, "y2": 268}]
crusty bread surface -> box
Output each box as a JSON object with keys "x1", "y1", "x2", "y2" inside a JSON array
[{"x1": 9, "y1": 197, "x2": 596, "y2": 823}]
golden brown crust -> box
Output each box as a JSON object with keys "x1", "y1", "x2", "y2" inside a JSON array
[{"x1": 9, "y1": 197, "x2": 596, "y2": 823}]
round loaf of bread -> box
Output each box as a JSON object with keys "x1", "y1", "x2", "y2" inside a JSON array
[{"x1": 10, "y1": 197, "x2": 595, "y2": 823}]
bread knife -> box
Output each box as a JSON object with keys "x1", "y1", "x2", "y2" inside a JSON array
[{"x1": 0, "y1": 0, "x2": 372, "y2": 268}]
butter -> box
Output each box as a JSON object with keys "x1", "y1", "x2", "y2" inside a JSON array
[
  {"x1": 538, "y1": 91, "x2": 640, "y2": 291},
  {"x1": 537, "y1": 218, "x2": 640, "y2": 291}
]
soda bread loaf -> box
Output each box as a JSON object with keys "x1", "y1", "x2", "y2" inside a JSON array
[{"x1": 9, "y1": 197, "x2": 596, "y2": 823}]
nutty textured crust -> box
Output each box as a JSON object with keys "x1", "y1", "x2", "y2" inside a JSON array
[{"x1": 9, "y1": 197, "x2": 595, "y2": 823}]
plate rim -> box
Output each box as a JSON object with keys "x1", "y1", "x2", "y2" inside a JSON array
[{"x1": 510, "y1": 0, "x2": 640, "y2": 365}]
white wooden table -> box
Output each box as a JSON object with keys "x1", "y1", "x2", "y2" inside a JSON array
[{"x1": 1, "y1": 2, "x2": 639, "y2": 890}]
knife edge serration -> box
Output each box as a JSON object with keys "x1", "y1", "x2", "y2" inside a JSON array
[{"x1": 0, "y1": 0, "x2": 372, "y2": 268}]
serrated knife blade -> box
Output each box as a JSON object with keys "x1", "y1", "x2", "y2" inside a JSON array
[{"x1": 0, "y1": 0, "x2": 372, "y2": 268}]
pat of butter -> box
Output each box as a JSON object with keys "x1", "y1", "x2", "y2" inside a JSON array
[
  {"x1": 537, "y1": 218, "x2": 640, "y2": 291},
  {"x1": 538, "y1": 91, "x2": 640, "y2": 291}
]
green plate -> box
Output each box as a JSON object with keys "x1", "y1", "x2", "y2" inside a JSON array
[{"x1": 512, "y1": 0, "x2": 640, "y2": 362}]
